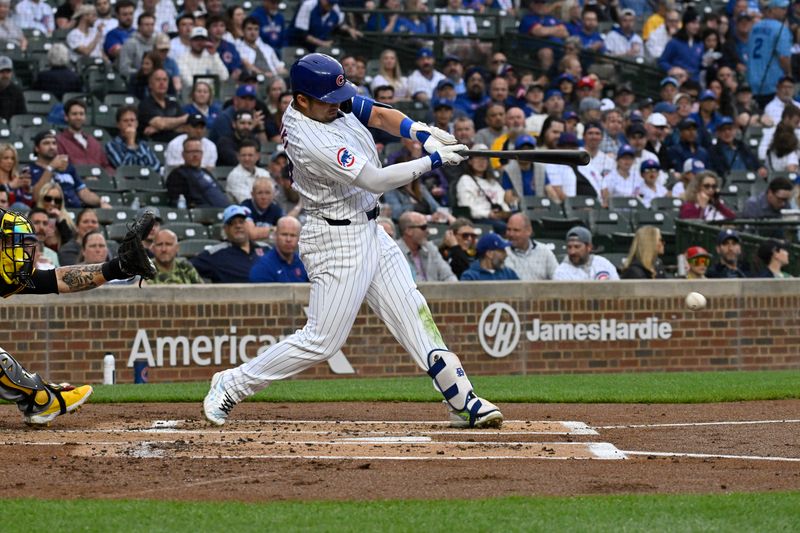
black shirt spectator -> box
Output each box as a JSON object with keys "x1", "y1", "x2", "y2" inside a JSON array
[
  {"x1": 0, "y1": 56, "x2": 25, "y2": 121},
  {"x1": 31, "y1": 44, "x2": 83, "y2": 101},
  {"x1": 137, "y1": 68, "x2": 188, "y2": 142},
  {"x1": 165, "y1": 138, "x2": 229, "y2": 207}
]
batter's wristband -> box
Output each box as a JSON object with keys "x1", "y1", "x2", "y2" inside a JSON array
[
  {"x1": 400, "y1": 117, "x2": 413, "y2": 139},
  {"x1": 429, "y1": 153, "x2": 442, "y2": 169},
  {"x1": 101, "y1": 258, "x2": 127, "y2": 281}
]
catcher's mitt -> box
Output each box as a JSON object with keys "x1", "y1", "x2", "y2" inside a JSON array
[{"x1": 118, "y1": 210, "x2": 157, "y2": 281}]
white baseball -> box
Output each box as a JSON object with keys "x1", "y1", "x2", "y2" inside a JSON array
[{"x1": 685, "y1": 292, "x2": 707, "y2": 311}]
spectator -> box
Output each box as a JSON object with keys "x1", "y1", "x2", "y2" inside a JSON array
[
  {"x1": 581, "y1": 122, "x2": 612, "y2": 199},
  {"x1": 27, "y1": 207, "x2": 61, "y2": 267},
  {"x1": 0, "y1": 0, "x2": 26, "y2": 50},
  {"x1": 105, "y1": 105, "x2": 163, "y2": 172},
  {"x1": 291, "y1": 0, "x2": 360, "y2": 51},
  {"x1": 741, "y1": 176, "x2": 794, "y2": 219},
  {"x1": 598, "y1": 107, "x2": 625, "y2": 154},
  {"x1": 455, "y1": 146, "x2": 513, "y2": 233},
  {"x1": 56, "y1": 99, "x2": 114, "y2": 175},
  {"x1": 31, "y1": 43, "x2": 82, "y2": 101},
  {"x1": 0, "y1": 143, "x2": 31, "y2": 209},
  {"x1": 638, "y1": 159, "x2": 670, "y2": 208},
  {"x1": 376, "y1": 216, "x2": 396, "y2": 238},
  {"x1": 370, "y1": 48, "x2": 408, "y2": 100},
  {"x1": 77, "y1": 230, "x2": 111, "y2": 265},
  {"x1": 747, "y1": 0, "x2": 792, "y2": 107},
  {"x1": 758, "y1": 103, "x2": 800, "y2": 160},
  {"x1": 168, "y1": 13, "x2": 193, "y2": 62},
  {"x1": 249, "y1": 216, "x2": 308, "y2": 283},
  {"x1": 489, "y1": 107, "x2": 529, "y2": 169},
  {"x1": 138, "y1": 68, "x2": 189, "y2": 143},
  {"x1": 671, "y1": 157, "x2": 706, "y2": 199},
  {"x1": 206, "y1": 13, "x2": 242, "y2": 80},
  {"x1": 765, "y1": 120, "x2": 799, "y2": 172},
  {"x1": 224, "y1": 5, "x2": 246, "y2": 42},
  {"x1": 646, "y1": 8, "x2": 680, "y2": 59},
  {"x1": 684, "y1": 245, "x2": 711, "y2": 279},
  {"x1": 209, "y1": 84, "x2": 265, "y2": 142},
  {"x1": 553, "y1": 226, "x2": 621, "y2": 281},
  {"x1": 708, "y1": 116, "x2": 766, "y2": 179},
  {"x1": 176, "y1": 26, "x2": 230, "y2": 89},
  {"x1": 439, "y1": 217, "x2": 478, "y2": 278},
  {"x1": 128, "y1": 50, "x2": 165, "y2": 100},
  {"x1": 659, "y1": 7, "x2": 704, "y2": 82},
  {"x1": 165, "y1": 138, "x2": 229, "y2": 208},
  {"x1": 66, "y1": 4, "x2": 103, "y2": 62},
  {"x1": 707, "y1": 228, "x2": 751, "y2": 278},
  {"x1": 264, "y1": 77, "x2": 287, "y2": 116},
  {"x1": 460, "y1": 232, "x2": 519, "y2": 281},
  {"x1": 103, "y1": 0, "x2": 135, "y2": 60},
  {"x1": 0, "y1": 56, "x2": 25, "y2": 121},
  {"x1": 165, "y1": 113, "x2": 217, "y2": 174},
  {"x1": 473, "y1": 103, "x2": 506, "y2": 148},
  {"x1": 621, "y1": 226, "x2": 667, "y2": 279},
  {"x1": 644, "y1": 112, "x2": 671, "y2": 168},
  {"x1": 134, "y1": 0, "x2": 177, "y2": 35},
  {"x1": 689, "y1": 90, "x2": 725, "y2": 143},
  {"x1": 53, "y1": 0, "x2": 81, "y2": 30},
  {"x1": 431, "y1": 98, "x2": 455, "y2": 135},
  {"x1": 149, "y1": 228, "x2": 204, "y2": 284},
  {"x1": 764, "y1": 76, "x2": 800, "y2": 126},
  {"x1": 395, "y1": 0, "x2": 434, "y2": 34},
  {"x1": 722, "y1": 12, "x2": 753, "y2": 76},
  {"x1": 241, "y1": 176, "x2": 282, "y2": 241},
  {"x1": 519, "y1": 0, "x2": 569, "y2": 74},
  {"x1": 605, "y1": 8, "x2": 644, "y2": 58},
  {"x1": 396, "y1": 211, "x2": 457, "y2": 282},
  {"x1": 226, "y1": 139, "x2": 269, "y2": 204},
  {"x1": 545, "y1": 132, "x2": 582, "y2": 203},
  {"x1": 216, "y1": 110, "x2": 260, "y2": 166},
  {"x1": 250, "y1": 0, "x2": 286, "y2": 53},
  {"x1": 602, "y1": 144, "x2": 641, "y2": 207},
  {"x1": 658, "y1": 76, "x2": 679, "y2": 106},
  {"x1": 679, "y1": 170, "x2": 736, "y2": 221},
  {"x1": 57, "y1": 207, "x2": 97, "y2": 265},
  {"x1": 667, "y1": 118, "x2": 710, "y2": 172},
  {"x1": 503, "y1": 212, "x2": 558, "y2": 280},
  {"x1": 406, "y1": 48, "x2": 446, "y2": 103},
  {"x1": 190, "y1": 204, "x2": 268, "y2": 283},
  {"x1": 119, "y1": 13, "x2": 156, "y2": 77},
  {"x1": 573, "y1": 7, "x2": 606, "y2": 54},
  {"x1": 237, "y1": 15, "x2": 285, "y2": 78},
  {"x1": 440, "y1": 0, "x2": 477, "y2": 36},
  {"x1": 627, "y1": 121, "x2": 661, "y2": 183},
  {"x1": 455, "y1": 67, "x2": 490, "y2": 120},
  {"x1": 502, "y1": 134, "x2": 540, "y2": 207},
  {"x1": 182, "y1": 81, "x2": 222, "y2": 127},
  {"x1": 442, "y1": 54, "x2": 465, "y2": 95},
  {"x1": 756, "y1": 239, "x2": 792, "y2": 278},
  {"x1": 30, "y1": 130, "x2": 108, "y2": 209},
  {"x1": 94, "y1": 0, "x2": 117, "y2": 37},
  {"x1": 33, "y1": 181, "x2": 75, "y2": 252},
  {"x1": 14, "y1": 0, "x2": 54, "y2": 35}
]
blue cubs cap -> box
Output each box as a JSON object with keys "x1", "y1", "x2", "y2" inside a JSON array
[
  {"x1": 545, "y1": 88, "x2": 563, "y2": 100},
  {"x1": 617, "y1": 143, "x2": 636, "y2": 158},
  {"x1": 654, "y1": 102, "x2": 676, "y2": 114},
  {"x1": 640, "y1": 159, "x2": 660, "y2": 172},
  {"x1": 682, "y1": 158, "x2": 706, "y2": 174},
  {"x1": 476, "y1": 233, "x2": 511, "y2": 255},
  {"x1": 515, "y1": 134, "x2": 536, "y2": 149},
  {"x1": 417, "y1": 47, "x2": 434, "y2": 58},
  {"x1": 717, "y1": 116, "x2": 735, "y2": 128},
  {"x1": 436, "y1": 79, "x2": 455, "y2": 91},
  {"x1": 236, "y1": 84, "x2": 256, "y2": 98},
  {"x1": 563, "y1": 110, "x2": 578, "y2": 121},
  {"x1": 678, "y1": 117, "x2": 698, "y2": 130},
  {"x1": 557, "y1": 132, "x2": 580, "y2": 147},
  {"x1": 717, "y1": 228, "x2": 741, "y2": 245},
  {"x1": 443, "y1": 54, "x2": 461, "y2": 64},
  {"x1": 768, "y1": 0, "x2": 789, "y2": 8},
  {"x1": 699, "y1": 89, "x2": 717, "y2": 101},
  {"x1": 223, "y1": 204, "x2": 251, "y2": 224},
  {"x1": 431, "y1": 98, "x2": 454, "y2": 110},
  {"x1": 556, "y1": 73, "x2": 576, "y2": 84},
  {"x1": 660, "y1": 76, "x2": 679, "y2": 87}
]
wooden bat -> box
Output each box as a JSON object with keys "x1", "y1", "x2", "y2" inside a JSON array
[{"x1": 457, "y1": 149, "x2": 591, "y2": 166}]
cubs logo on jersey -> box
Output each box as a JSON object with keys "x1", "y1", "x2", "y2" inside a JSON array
[
  {"x1": 595, "y1": 271, "x2": 611, "y2": 280},
  {"x1": 337, "y1": 147, "x2": 355, "y2": 168}
]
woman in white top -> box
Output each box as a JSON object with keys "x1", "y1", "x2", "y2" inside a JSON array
[
  {"x1": 765, "y1": 121, "x2": 799, "y2": 173},
  {"x1": 601, "y1": 144, "x2": 643, "y2": 207},
  {"x1": 369, "y1": 49, "x2": 409, "y2": 100},
  {"x1": 637, "y1": 159, "x2": 670, "y2": 208},
  {"x1": 456, "y1": 145, "x2": 514, "y2": 232}
]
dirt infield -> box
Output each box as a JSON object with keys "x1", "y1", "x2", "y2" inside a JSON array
[{"x1": 1, "y1": 400, "x2": 799, "y2": 501}]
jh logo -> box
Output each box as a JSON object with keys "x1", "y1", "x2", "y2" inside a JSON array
[{"x1": 478, "y1": 303, "x2": 520, "y2": 359}]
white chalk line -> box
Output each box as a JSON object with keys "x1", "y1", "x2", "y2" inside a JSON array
[
  {"x1": 0, "y1": 439, "x2": 606, "y2": 447},
  {"x1": 183, "y1": 455, "x2": 604, "y2": 461},
  {"x1": 621, "y1": 450, "x2": 800, "y2": 462},
  {"x1": 596, "y1": 419, "x2": 800, "y2": 430}
]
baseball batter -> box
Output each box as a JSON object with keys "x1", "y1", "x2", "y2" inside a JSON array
[{"x1": 204, "y1": 53, "x2": 503, "y2": 428}]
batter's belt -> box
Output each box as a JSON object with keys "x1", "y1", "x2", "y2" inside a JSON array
[{"x1": 322, "y1": 206, "x2": 380, "y2": 226}]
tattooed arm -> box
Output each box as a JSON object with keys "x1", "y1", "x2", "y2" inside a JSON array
[{"x1": 56, "y1": 264, "x2": 108, "y2": 293}]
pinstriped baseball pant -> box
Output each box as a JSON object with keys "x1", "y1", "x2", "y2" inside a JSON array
[{"x1": 225, "y1": 217, "x2": 446, "y2": 401}]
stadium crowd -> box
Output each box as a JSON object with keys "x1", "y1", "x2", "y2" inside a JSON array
[{"x1": 1, "y1": 0, "x2": 798, "y2": 282}]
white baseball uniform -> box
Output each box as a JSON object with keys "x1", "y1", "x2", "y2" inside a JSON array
[{"x1": 223, "y1": 99, "x2": 447, "y2": 401}]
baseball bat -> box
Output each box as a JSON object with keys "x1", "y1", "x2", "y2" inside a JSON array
[{"x1": 458, "y1": 149, "x2": 591, "y2": 166}]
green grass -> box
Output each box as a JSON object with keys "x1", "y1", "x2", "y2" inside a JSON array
[
  {"x1": 6, "y1": 492, "x2": 800, "y2": 532},
  {"x1": 87, "y1": 370, "x2": 800, "y2": 404}
]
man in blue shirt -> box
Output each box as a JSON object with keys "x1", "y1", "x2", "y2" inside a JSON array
[
  {"x1": 103, "y1": 0, "x2": 135, "y2": 61},
  {"x1": 207, "y1": 14, "x2": 242, "y2": 79},
  {"x1": 250, "y1": 0, "x2": 286, "y2": 52},
  {"x1": 191, "y1": 205, "x2": 269, "y2": 283},
  {"x1": 249, "y1": 216, "x2": 309, "y2": 283},
  {"x1": 460, "y1": 233, "x2": 520, "y2": 281},
  {"x1": 746, "y1": 0, "x2": 792, "y2": 106},
  {"x1": 29, "y1": 130, "x2": 108, "y2": 209},
  {"x1": 518, "y1": 0, "x2": 569, "y2": 73}
]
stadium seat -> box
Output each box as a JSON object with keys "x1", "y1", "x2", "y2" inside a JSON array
[
  {"x1": 124, "y1": 191, "x2": 171, "y2": 207},
  {"x1": 116, "y1": 166, "x2": 165, "y2": 192},
  {"x1": 164, "y1": 222, "x2": 208, "y2": 240},
  {"x1": 159, "y1": 207, "x2": 192, "y2": 223},
  {"x1": 608, "y1": 196, "x2": 644, "y2": 210},
  {"x1": 91, "y1": 102, "x2": 119, "y2": 130},
  {"x1": 591, "y1": 210, "x2": 631, "y2": 235},
  {"x1": 94, "y1": 207, "x2": 138, "y2": 225},
  {"x1": 23, "y1": 91, "x2": 56, "y2": 115},
  {"x1": 208, "y1": 223, "x2": 224, "y2": 239},
  {"x1": 81, "y1": 171, "x2": 117, "y2": 193},
  {"x1": 539, "y1": 216, "x2": 584, "y2": 240},
  {"x1": 104, "y1": 94, "x2": 139, "y2": 107},
  {"x1": 105, "y1": 222, "x2": 131, "y2": 242},
  {"x1": 9, "y1": 114, "x2": 47, "y2": 131},
  {"x1": 650, "y1": 197, "x2": 682, "y2": 211},
  {"x1": 97, "y1": 192, "x2": 126, "y2": 207},
  {"x1": 210, "y1": 166, "x2": 235, "y2": 180},
  {"x1": 190, "y1": 207, "x2": 225, "y2": 225},
  {"x1": 634, "y1": 209, "x2": 676, "y2": 234},
  {"x1": 178, "y1": 238, "x2": 220, "y2": 258}
]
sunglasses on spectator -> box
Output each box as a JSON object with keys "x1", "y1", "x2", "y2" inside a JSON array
[
  {"x1": 43, "y1": 195, "x2": 63, "y2": 206},
  {"x1": 410, "y1": 224, "x2": 428, "y2": 231},
  {"x1": 457, "y1": 232, "x2": 478, "y2": 239},
  {"x1": 701, "y1": 183, "x2": 718, "y2": 190},
  {"x1": 689, "y1": 256, "x2": 710, "y2": 267}
]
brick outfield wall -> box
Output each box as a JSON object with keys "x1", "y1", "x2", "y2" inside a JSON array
[{"x1": 3, "y1": 280, "x2": 800, "y2": 385}]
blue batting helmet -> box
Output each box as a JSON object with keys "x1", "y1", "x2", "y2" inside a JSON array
[{"x1": 290, "y1": 53, "x2": 357, "y2": 104}]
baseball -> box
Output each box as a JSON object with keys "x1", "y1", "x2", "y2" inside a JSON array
[{"x1": 685, "y1": 292, "x2": 707, "y2": 311}]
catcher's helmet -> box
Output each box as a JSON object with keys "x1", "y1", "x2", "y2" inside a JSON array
[
  {"x1": 290, "y1": 53, "x2": 357, "y2": 104},
  {"x1": 0, "y1": 208, "x2": 37, "y2": 287}
]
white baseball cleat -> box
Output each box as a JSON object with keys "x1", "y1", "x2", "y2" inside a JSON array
[
  {"x1": 447, "y1": 394, "x2": 504, "y2": 429},
  {"x1": 203, "y1": 371, "x2": 237, "y2": 426}
]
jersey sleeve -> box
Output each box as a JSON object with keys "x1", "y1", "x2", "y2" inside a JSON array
[{"x1": 351, "y1": 95, "x2": 374, "y2": 127}]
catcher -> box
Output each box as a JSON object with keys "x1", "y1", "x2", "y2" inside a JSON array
[{"x1": 1, "y1": 207, "x2": 156, "y2": 426}]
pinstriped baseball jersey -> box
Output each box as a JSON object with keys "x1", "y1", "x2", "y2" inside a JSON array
[{"x1": 281, "y1": 102, "x2": 381, "y2": 220}]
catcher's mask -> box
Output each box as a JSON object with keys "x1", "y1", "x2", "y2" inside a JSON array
[{"x1": 0, "y1": 208, "x2": 37, "y2": 287}]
